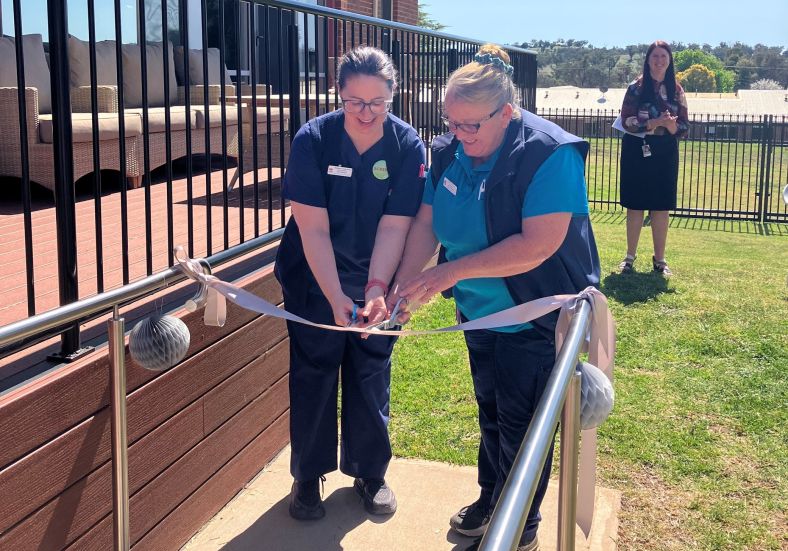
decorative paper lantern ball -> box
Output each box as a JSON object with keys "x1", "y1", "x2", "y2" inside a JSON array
[
  {"x1": 129, "y1": 315, "x2": 190, "y2": 371},
  {"x1": 577, "y1": 361, "x2": 614, "y2": 430}
]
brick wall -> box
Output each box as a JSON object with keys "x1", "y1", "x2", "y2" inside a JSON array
[{"x1": 325, "y1": 0, "x2": 419, "y2": 25}]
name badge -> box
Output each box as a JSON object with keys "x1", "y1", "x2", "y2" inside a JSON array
[
  {"x1": 443, "y1": 177, "x2": 457, "y2": 196},
  {"x1": 328, "y1": 165, "x2": 353, "y2": 177}
]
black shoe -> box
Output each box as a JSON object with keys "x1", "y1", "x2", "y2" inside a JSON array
[
  {"x1": 449, "y1": 496, "x2": 492, "y2": 537},
  {"x1": 464, "y1": 534, "x2": 539, "y2": 551},
  {"x1": 353, "y1": 477, "x2": 397, "y2": 515},
  {"x1": 288, "y1": 476, "x2": 326, "y2": 520}
]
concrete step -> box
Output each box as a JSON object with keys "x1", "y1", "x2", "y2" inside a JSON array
[{"x1": 183, "y1": 446, "x2": 620, "y2": 550}]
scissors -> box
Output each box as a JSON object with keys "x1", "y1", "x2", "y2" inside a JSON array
[{"x1": 365, "y1": 298, "x2": 407, "y2": 331}]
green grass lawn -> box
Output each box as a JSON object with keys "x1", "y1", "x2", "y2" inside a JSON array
[
  {"x1": 582, "y1": 137, "x2": 788, "y2": 219},
  {"x1": 389, "y1": 214, "x2": 787, "y2": 551}
]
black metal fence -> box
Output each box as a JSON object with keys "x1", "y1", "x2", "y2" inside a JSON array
[
  {"x1": 538, "y1": 108, "x2": 788, "y2": 223},
  {"x1": 0, "y1": 0, "x2": 537, "y2": 359}
]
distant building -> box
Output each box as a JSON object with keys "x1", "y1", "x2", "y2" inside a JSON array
[{"x1": 537, "y1": 86, "x2": 788, "y2": 117}]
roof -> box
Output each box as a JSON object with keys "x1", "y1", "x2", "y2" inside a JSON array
[{"x1": 535, "y1": 87, "x2": 788, "y2": 117}]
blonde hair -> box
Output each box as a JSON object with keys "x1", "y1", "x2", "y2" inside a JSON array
[{"x1": 445, "y1": 44, "x2": 520, "y2": 119}]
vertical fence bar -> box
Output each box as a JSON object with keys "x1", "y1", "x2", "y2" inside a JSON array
[
  {"x1": 161, "y1": 0, "x2": 175, "y2": 266},
  {"x1": 11, "y1": 0, "x2": 36, "y2": 318},
  {"x1": 263, "y1": 4, "x2": 274, "y2": 232},
  {"x1": 112, "y1": 0, "x2": 130, "y2": 285},
  {"x1": 235, "y1": 1, "x2": 246, "y2": 242},
  {"x1": 556, "y1": 370, "x2": 581, "y2": 551},
  {"x1": 201, "y1": 0, "x2": 214, "y2": 252},
  {"x1": 86, "y1": 0, "x2": 105, "y2": 293},
  {"x1": 137, "y1": 0, "x2": 154, "y2": 274},
  {"x1": 47, "y1": 0, "x2": 82, "y2": 357},
  {"x1": 108, "y1": 310, "x2": 130, "y2": 551},
  {"x1": 219, "y1": 0, "x2": 230, "y2": 249},
  {"x1": 250, "y1": 1, "x2": 260, "y2": 237}
]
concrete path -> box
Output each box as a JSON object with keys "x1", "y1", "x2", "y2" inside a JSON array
[{"x1": 183, "y1": 447, "x2": 620, "y2": 551}]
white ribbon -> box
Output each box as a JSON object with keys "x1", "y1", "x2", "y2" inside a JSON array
[{"x1": 174, "y1": 246, "x2": 615, "y2": 537}]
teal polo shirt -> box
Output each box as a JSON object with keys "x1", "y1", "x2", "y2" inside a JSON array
[{"x1": 423, "y1": 143, "x2": 589, "y2": 332}]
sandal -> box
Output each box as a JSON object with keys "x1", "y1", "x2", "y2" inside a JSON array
[
  {"x1": 618, "y1": 254, "x2": 636, "y2": 274},
  {"x1": 652, "y1": 256, "x2": 672, "y2": 277}
]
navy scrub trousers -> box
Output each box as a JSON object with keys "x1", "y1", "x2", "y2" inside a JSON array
[
  {"x1": 275, "y1": 110, "x2": 425, "y2": 483},
  {"x1": 285, "y1": 288, "x2": 396, "y2": 481},
  {"x1": 463, "y1": 326, "x2": 556, "y2": 543}
]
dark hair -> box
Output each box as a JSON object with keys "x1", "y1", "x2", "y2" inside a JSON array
[
  {"x1": 640, "y1": 40, "x2": 676, "y2": 104},
  {"x1": 337, "y1": 46, "x2": 398, "y2": 93}
]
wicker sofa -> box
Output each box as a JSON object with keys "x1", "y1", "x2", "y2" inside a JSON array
[
  {"x1": 0, "y1": 34, "x2": 292, "y2": 193},
  {"x1": 0, "y1": 34, "x2": 143, "y2": 192}
]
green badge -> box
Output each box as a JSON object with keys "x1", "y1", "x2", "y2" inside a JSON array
[{"x1": 372, "y1": 160, "x2": 389, "y2": 180}]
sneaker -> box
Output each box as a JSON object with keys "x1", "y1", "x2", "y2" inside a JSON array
[
  {"x1": 288, "y1": 476, "x2": 325, "y2": 520},
  {"x1": 464, "y1": 534, "x2": 539, "y2": 551},
  {"x1": 449, "y1": 497, "x2": 492, "y2": 537},
  {"x1": 354, "y1": 477, "x2": 397, "y2": 515}
]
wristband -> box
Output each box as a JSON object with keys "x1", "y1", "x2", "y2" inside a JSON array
[{"x1": 364, "y1": 279, "x2": 389, "y2": 295}]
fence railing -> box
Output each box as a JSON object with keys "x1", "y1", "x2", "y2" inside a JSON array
[
  {"x1": 538, "y1": 109, "x2": 788, "y2": 224},
  {"x1": 0, "y1": 0, "x2": 536, "y2": 360}
]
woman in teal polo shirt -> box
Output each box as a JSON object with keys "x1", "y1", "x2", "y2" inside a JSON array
[{"x1": 389, "y1": 44, "x2": 599, "y2": 551}]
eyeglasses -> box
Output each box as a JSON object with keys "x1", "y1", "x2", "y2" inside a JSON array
[
  {"x1": 441, "y1": 106, "x2": 502, "y2": 135},
  {"x1": 341, "y1": 98, "x2": 392, "y2": 115}
]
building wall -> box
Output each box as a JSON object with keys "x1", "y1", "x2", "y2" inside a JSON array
[
  {"x1": 325, "y1": 0, "x2": 419, "y2": 25},
  {"x1": 0, "y1": 259, "x2": 290, "y2": 550}
]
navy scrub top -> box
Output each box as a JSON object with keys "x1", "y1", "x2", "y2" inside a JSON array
[{"x1": 281, "y1": 110, "x2": 426, "y2": 300}]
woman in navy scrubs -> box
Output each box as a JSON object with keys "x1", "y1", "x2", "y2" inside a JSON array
[
  {"x1": 389, "y1": 44, "x2": 599, "y2": 550},
  {"x1": 274, "y1": 46, "x2": 425, "y2": 520}
]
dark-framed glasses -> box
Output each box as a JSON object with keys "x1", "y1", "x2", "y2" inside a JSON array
[
  {"x1": 341, "y1": 98, "x2": 392, "y2": 115},
  {"x1": 441, "y1": 106, "x2": 502, "y2": 135}
]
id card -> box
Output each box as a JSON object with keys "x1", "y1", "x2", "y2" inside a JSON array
[
  {"x1": 328, "y1": 165, "x2": 353, "y2": 177},
  {"x1": 641, "y1": 143, "x2": 652, "y2": 158}
]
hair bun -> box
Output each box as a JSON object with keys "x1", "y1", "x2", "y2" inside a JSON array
[
  {"x1": 476, "y1": 44, "x2": 511, "y2": 65},
  {"x1": 474, "y1": 45, "x2": 514, "y2": 77}
]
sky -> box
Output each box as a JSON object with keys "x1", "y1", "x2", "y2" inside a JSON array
[{"x1": 422, "y1": 0, "x2": 788, "y2": 48}]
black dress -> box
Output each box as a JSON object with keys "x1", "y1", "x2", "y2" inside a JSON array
[{"x1": 619, "y1": 132, "x2": 679, "y2": 210}]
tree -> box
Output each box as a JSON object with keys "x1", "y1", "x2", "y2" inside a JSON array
[
  {"x1": 750, "y1": 78, "x2": 784, "y2": 90},
  {"x1": 677, "y1": 64, "x2": 716, "y2": 92},
  {"x1": 674, "y1": 49, "x2": 735, "y2": 92},
  {"x1": 418, "y1": 3, "x2": 446, "y2": 31}
]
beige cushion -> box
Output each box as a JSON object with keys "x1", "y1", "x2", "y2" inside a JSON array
[
  {"x1": 67, "y1": 36, "x2": 118, "y2": 87},
  {"x1": 0, "y1": 34, "x2": 52, "y2": 114},
  {"x1": 121, "y1": 41, "x2": 178, "y2": 108},
  {"x1": 124, "y1": 106, "x2": 197, "y2": 133},
  {"x1": 174, "y1": 46, "x2": 234, "y2": 86},
  {"x1": 193, "y1": 104, "x2": 238, "y2": 128},
  {"x1": 39, "y1": 112, "x2": 142, "y2": 144}
]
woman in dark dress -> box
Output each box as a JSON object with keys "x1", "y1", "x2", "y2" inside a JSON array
[{"x1": 618, "y1": 40, "x2": 688, "y2": 276}]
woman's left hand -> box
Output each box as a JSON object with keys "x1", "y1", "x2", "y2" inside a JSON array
[{"x1": 399, "y1": 263, "x2": 459, "y2": 305}]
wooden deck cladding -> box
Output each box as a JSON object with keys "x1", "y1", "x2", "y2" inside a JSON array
[{"x1": 0, "y1": 260, "x2": 292, "y2": 550}]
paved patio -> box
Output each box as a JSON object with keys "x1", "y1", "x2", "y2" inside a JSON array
[
  {"x1": 183, "y1": 446, "x2": 621, "y2": 551},
  {"x1": 0, "y1": 165, "x2": 287, "y2": 327}
]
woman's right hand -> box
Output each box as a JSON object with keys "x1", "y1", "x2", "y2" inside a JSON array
[
  {"x1": 386, "y1": 285, "x2": 413, "y2": 325},
  {"x1": 327, "y1": 292, "x2": 357, "y2": 327}
]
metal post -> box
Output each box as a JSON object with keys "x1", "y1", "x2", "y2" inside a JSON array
[
  {"x1": 108, "y1": 308, "x2": 130, "y2": 551},
  {"x1": 47, "y1": 0, "x2": 93, "y2": 362},
  {"x1": 557, "y1": 370, "x2": 581, "y2": 551},
  {"x1": 287, "y1": 23, "x2": 302, "y2": 137}
]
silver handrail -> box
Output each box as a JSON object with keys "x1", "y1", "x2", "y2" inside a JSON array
[
  {"x1": 479, "y1": 298, "x2": 592, "y2": 551},
  {"x1": 0, "y1": 229, "x2": 283, "y2": 551},
  {"x1": 0, "y1": 230, "x2": 284, "y2": 350}
]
